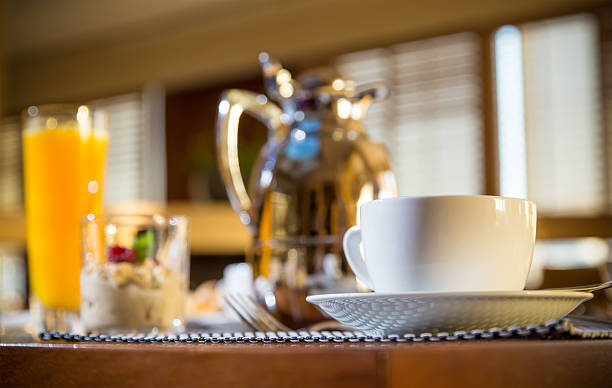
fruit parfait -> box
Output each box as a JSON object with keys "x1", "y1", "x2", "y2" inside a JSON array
[{"x1": 80, "y1": 214, "x2": 189, "y2": 332}]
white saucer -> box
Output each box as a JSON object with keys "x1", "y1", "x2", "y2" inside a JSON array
[{"x1": 306, "y1": 290, "x2": 593, "y2": 336}]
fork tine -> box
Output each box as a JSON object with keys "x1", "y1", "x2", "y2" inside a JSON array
[
  {"x1": 545, "y1": 280, "x2": 612, "y2": 292},
  {"x1": 242, "y1": 294, "x2": 292, "y2": 332},
  {"x1": 232, "y1": 294, "x2": 273, "y2": 332},
  {"x1": 235, "y1": 294, "x2": 280, "y2": 332},
  {"x1": 224, "y1": 294, "x2": 268, "y2": 332},
  {"x1": 232, "y1": 294, "x2": 276, "y2": 332},
  {"x1": 227, "y1": 293, "x2": 346, "y2": 332},
  {"x1": 224, "y1": 294, "x2": 255, "y2": 329}
]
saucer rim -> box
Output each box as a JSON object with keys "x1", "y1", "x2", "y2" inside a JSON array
[{"x1": 306, "y1": 290, "x2": 593, "y2": 303}]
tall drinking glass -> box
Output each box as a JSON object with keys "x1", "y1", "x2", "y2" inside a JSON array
[{"x1": 22, "y1": 105, "x2": 108, "y2": 331}]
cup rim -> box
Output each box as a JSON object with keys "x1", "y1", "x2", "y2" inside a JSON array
[
  {"x1": 362, "y1": 195, "x2": 536, "y2": 210},
  {"x1": 81, "y1": 213, "x2": 189, "y2": 226},
  {"x1": 21, "y1": 104, "x2": 104, "y2": 119}
]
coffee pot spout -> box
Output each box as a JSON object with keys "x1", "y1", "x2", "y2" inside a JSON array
[{"x1": 355, "y1": 83, "x2": 389, "y2": 117}]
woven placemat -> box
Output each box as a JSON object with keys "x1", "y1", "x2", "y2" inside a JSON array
[{"x1": 39, "y1": 316, "x2": 612, "y2": 344}]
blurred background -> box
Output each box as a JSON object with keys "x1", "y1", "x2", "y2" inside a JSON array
[{"x1": 1, "y1": 0, "x2": 612, "y2": 315}]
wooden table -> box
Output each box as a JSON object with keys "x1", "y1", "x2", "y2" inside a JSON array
[{"x1": 2, "y1": 338, "x2": 611, "y2": 387}]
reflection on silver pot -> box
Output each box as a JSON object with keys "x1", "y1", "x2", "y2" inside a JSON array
[{"x1": 216, "y1": 53, "x2": 397, "y2": 327}]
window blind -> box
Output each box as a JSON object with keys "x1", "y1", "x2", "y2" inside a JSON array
[
  {"x1": 95, "y1": 93, "x2": 144, "y2": 206},
  {"x1": 93, "y1": 85, "x2": 166, "y2": 206},
  {"x1": 0, "y1": 87, "x2": 166, "y2": 213},
  {"x1": 0, "y1": 118, "x2": 21, "y2": 212},
  {"x1": 496, "y1": 14, "x2": 605, "y2": 215},
  {"x1": 601, "y1": 8, "x2": 612, "y2": 212},
  {"x1": 337, "y1": 33, "x2": 484, "y2": 196},
  {"x1": 523, "y1": 14, "x2": 604, "y2": 215}
]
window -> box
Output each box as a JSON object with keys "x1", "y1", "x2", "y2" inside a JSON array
[
  {"x1": 0, "y1": 86, "x2": 167, "y2": 212},
  {"x1": 337, "y1": 33, "x2": 484, "y2": 196},
  {"x1": 93, "y1": 85, "x2": 167, "y2": 206},
  {"x1": 338, "y1": 13, "x2": 609, "y2": 220},
  {"x1": 495, "y1": 26, "x2": 528, "y2": 199},
  {"x1": 0, "y1": 118, "x2": 21, "y2": 212},
  {"x1": 496, "y1": 14, "x2": 605, "y2": 216}
]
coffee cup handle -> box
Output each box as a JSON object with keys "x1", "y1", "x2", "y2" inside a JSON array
[{"x1": 343, "y1": 226, "x2": 375, "y2": 290}]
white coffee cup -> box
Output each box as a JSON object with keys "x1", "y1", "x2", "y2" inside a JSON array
[{"x1": 343, "y1": 195, "x2": 537, "y2": 293}]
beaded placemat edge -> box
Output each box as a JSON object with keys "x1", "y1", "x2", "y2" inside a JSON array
[{"x1": 39, "y1": 317, "x2": 612, "y2": 344}]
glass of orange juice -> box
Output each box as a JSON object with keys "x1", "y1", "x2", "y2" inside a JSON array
[{"x1": 22, "y1": 104, "x2": 108, "y2": 332}]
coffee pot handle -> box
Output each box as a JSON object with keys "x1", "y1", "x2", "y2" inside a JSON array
[
  {"x1": 343, "y1": 226, "x2": 375, "y2": 290},
  {"x1": 216, "y1": 89, "x2": 283, "y2": 228}
]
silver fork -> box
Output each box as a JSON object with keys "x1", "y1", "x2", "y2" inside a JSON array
[
  {"x1": 225, "y1": 293, "x2": 291, "y2": 332},
  {"x1": 544, "y1": 280, "x2": 612, "y2": 293},
  {"x1": 225, "y1": 293, "x2": 346, "y2": 332}
]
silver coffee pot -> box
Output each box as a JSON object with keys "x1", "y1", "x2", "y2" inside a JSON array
[{"x1": 216, "y1": 53, "x2": 397, "y2": 326}]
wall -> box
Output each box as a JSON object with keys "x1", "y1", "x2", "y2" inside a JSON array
[{"x1": 6, "y1": 0, "x2": 607, "y2": 113}]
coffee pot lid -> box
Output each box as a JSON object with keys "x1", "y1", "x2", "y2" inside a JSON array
[{"x1": 259, "y1": 52, "x2": 387, "y2": 109}]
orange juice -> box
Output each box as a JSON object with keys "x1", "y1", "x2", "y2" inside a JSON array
[{"x1": 23, "y1": 122, "x2": 107, "y2": 310}]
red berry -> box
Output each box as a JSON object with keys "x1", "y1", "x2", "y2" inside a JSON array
[
  {"x1": 111, "y1": 245, "x2": 124, "y2": 255},
  {"x1": 108, "y1": 245, "x2": 135, "y2": 263},
  {"x1": 121, "y1": 249, "x2": 136, "y2": 263}
]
